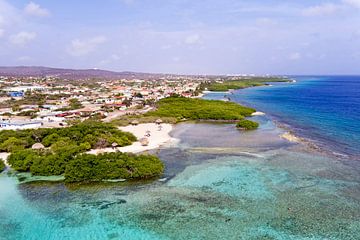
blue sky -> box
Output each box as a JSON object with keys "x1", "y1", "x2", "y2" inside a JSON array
[{"x1": 0, "y1": 0, "x2": 360, "y2": 75}]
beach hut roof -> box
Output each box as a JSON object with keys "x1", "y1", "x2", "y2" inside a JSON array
[
  {"x1": 32, "y1": 143, "x2": 45, "y2": 150},
  {"x1": 131, "y1": 120, "x2": 139, "y2": 125},
  {"x1": 139, "y1": 137, "x2": 149, "y2": 146},
  {"x1": 155, "y1": 118, "x2": 163, "y2": 124}
]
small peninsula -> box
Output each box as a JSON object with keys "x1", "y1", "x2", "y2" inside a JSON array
[
  {"x1": 201, "y1": 77, "x2": 289, "y2": 92},
  {"x1": 113, "y1": 96, "x2": 259, "y2": 132}
]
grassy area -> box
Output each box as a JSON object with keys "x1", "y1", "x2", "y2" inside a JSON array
[
  {"x1": 145, "y1": 97, "x2": 255, "y2": 121},
  {"x1": 204, "y1": 77, "x2": 289, "y2": 92}
]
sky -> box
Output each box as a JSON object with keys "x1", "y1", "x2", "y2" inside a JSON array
[{"x1": 0, "y1": 0, "x2": 360, "y2": 75}]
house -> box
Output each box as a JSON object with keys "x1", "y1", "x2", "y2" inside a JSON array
[{"x1": 9, "y1": 91, "x2": 24, "y2": 97}]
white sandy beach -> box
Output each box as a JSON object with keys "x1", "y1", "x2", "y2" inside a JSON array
[
  {"x1": 88, "y1": 123, "x2": 178, "y2": 154},
  {"x1": 251, "y1": 111, "x2": 265, "y2": 116}
]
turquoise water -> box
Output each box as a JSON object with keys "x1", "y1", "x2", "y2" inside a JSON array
[{"x1": 1, "y1": 120, "x2": 360, "y2": 239}]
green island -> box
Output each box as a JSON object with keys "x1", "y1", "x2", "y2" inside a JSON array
[
  {"x1": 201, "y1": 77, "x2": 289, "y2": 92},
  {"x1": 236, "y1": 119, "x2": 259, "y2": 130},
  {"x1": 1, "y1": 121, "x2": 164, "y2": 182}
]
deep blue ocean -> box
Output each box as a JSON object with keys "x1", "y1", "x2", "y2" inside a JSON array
[{"x1": 206, "y1": 76, "x2": 360, "y2": 158}]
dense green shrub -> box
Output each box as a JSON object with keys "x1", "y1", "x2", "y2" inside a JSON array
[
  {"x1": 146, "y1": 97, "x2": 255, "y2": 120},
  {"x1": 3, "y1": 121, "x2": 164, "y2": 181},
  {"x1": 0, "y1": 121, "x2": 137, "y2": 152},
  {"x1": 0, "y1": 137, "x2": 28, "y2": 152},
  {"x1": 236, "y1": 119, "x2": 259, "y2": 130},
  {"x1": 0, "y1": 160, "x2": 5, "y2": 172},
  {"x1": 8, "y1": 149, "x2": 164, "y2": 182},
  {"x1": 65, "y1": 152, "x2": 164, "y2": 182},
  {"x1": 112, "y1": 115, "x2": 177, "y2": 126},
  {"x1": 204, "y1": 78, "x2": 289, "y2": 92},
  {"x1": 7, "y1": 149, "x2": 42, "y2": 172}
]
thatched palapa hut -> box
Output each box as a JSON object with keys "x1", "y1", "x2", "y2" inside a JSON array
[
  {"x1": 139, "y1": 137, "x2": 149, "y2": 146},
  {"x1": 32, "y1": 143, "x2": 45, "y2": 150},
  {"x1": 155, "y1": 118, "x2": 163, "y2": 125},
  {"x1": 131, "y1": 120, "x2": 139, "y2": 126},
  {"x1": 111, "y1": 142, "x2": 118, "y2": 149}
]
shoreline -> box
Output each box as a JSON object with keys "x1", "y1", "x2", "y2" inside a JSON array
[
  {"x1": 88, "y1": 123, "x2": 178, "y2": 154},
  {"x1": 202, "y1": 90, "x2": 353, "y2": 160}
]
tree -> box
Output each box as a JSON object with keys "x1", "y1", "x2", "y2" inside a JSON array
[
  {"x1": 122, "y1": 98, "x2": 132, "y2": 107},
  {"x1": 236, "y1": 119, "x2": 259, "y2": 130},
  {"x1": 12, "y1": 104, "x2": 21, "y2": 112},
  {"x1": 0, "y1": 137, "x2": 27, "y2": 152},
  {"x1": 69, "y1": 98, "x2": 83, "y2": 110},
  {"x1": 0, "y1": 160, "x2": 5, "y2": 172}
]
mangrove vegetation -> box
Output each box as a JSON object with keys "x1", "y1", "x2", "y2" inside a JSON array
[
  {"x1": 145, "y1": 96, "x2": 256, "y2": 121},
  {"x1": 201, "y1": 77, "x2": 289, "y2": 92},
  {"x1": 1, "y1": 121, "x2": 164, "y2": 182},
  {"x1": 0, "y1": 160, "x2": 5, "y2": 172},
  {"x1": 236, "y1": 119, "x2": 259, "y2": 130}
]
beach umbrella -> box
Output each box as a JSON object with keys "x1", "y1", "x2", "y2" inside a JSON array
[
  {"x1": 155, "y1": 118, "x2": 163, "y2": 124},
  {"x1": 32, "y1": 143, "x2": 45, "y2": 150},
  {"x1": 139, "y1": 137, "x2": 149, "y2": 146},
  {"x1": 131, "y1": 120, "x2": 139, "y2": 126}
]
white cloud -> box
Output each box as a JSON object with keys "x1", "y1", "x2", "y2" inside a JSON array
[
  {"x1": 9, "y1": 31, "x2": 36, "y2": 46},
  {"x1": 256, "y1": 18, "x2": 277, "y2": 26},
  {"x1": 24, "y1": 2, "x2": 50, "y2": 17},
  {"x1": 184, "y1": 34, "x2": 202, "y2": 45},
  {"x1": 302, "y1": 3, "x2": 340, "y2": 16},
  {"x1": 0, "y1": 0, "x2": 20, "y2": 28},
  {"x1": 343, "y1": 0, "x2": 360, "y2": 8},
  {"x1": 67, "y1": 36, "x2": 107, "y2": 56},
  {"x1": 17, "y1": 56, "x2": 31, "y2": 61},
  {"x1": 289, "y1": 52, "x2": 301, "y2": 60}
]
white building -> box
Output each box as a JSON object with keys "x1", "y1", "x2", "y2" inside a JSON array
[
  {"x1": 0, "y1": 121, "x2": 43, "y2": 130},
  {"x1": 2, "y1": 86, "x2": 47, "y2": 93}
]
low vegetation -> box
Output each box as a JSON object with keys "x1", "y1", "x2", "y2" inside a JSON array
[
  {"x1": 8, "y1": 150, "x2": 163, "y2": 182},
  {"x1": 0, "y1": 160, "x2": 5, "y2": 172},
  {"x1": 145, "y1": 96, "x2": 256, "y2": 121},
  {"x1": 65, "y1": 153, "x2": 164, "y2": 182},
  {"x1": 0, "y1": 121, "x2": 136, "y2": 153},
  {"x1": 202, "y1": 78, "x2": 289, "y2": 92},
  {"x1": 236, "y1": 119, "x2": 259, "y2": 130},
  {"x1": 112, "y1": 115, "x2": 177, "y2": 126},
  {"x1": 3, "y1": 121, "x2": 164, "y2": 182}
]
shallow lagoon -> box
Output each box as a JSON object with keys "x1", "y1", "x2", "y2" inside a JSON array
[{"x1": 1, "y1": 119, "x2": 360, "y2": 240}]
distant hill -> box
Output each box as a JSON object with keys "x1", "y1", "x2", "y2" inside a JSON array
[{"x1": 0, "y1": 66, "x2": 169, "y2": 80}]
